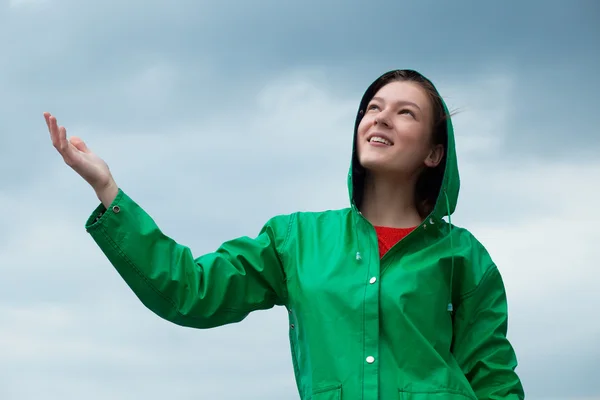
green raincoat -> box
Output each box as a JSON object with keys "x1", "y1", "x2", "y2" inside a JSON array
[{"x1": 85, "y1": 70, "x2": 524, "y2": 399}]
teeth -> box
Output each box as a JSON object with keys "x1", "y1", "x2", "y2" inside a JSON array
[{"x1": 370, "y1": 136, "x2": 392, "y2": 146}]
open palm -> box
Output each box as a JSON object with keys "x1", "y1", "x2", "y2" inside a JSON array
[{"x1": 44, "y1": 112, "x2": 113, "y2": 191}]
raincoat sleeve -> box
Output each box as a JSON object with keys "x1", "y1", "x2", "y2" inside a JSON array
[
  {"x1": 84, "y1": 189, "x2": 291, "y2": 329},
  {"x1": 452, "y1": 265, "x2": 525, "y2": 399}
]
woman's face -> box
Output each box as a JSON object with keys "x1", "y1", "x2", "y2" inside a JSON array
[{"x1": 356, "y1": 80, "x2": 443, "y2": 178}]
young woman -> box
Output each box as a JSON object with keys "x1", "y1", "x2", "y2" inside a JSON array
[{"x1": 44, "y1": 69, "x2": 524, "y2": 399}]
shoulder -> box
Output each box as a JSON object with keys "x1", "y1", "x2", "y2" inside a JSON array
[
  {"x1": 295, "y1": 207, "x2": 353, "y2": 225},
  {"x1": 266, "y1": 207, "x2": 352, "y2": 224},
  {"x1": 264, "y1": 207, "x2": 352, "y2": 247},
  {"x1": 448, "y1": 224, "x2": 502, "y2": 299},
  {"x1": 269, "y1": 208, "x2": 352, "y2": 227},
  {"x1": 452, "y1": 226, "x2": 495, "y2": 268}
]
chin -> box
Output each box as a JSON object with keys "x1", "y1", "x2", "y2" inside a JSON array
[{"x1": 358, "y1": 156, "x2": 392, "y2": 174}]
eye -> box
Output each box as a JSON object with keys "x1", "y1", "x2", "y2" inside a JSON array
[
  {"x1": 399, "y1": 109, "x2": 415, "y2": 117},
  {"x1": 367, "y1": 104, "x2": 380, "y2": 111}
]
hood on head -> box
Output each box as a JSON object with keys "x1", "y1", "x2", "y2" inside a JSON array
[{"x1": 348, "y1": 69, "x2": 460, "y2": 221}]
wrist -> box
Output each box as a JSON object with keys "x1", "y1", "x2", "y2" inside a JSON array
[{"x1": 95, "y1": 180, "x2": 119, "y2": 208}]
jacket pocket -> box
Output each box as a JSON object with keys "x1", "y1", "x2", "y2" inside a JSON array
[
  {"x1": 312, "y1": 384, "x2": 342, "y2": 400},
  {"x1": 398, "y1": 389, "x2": 476, "y2": 400}
]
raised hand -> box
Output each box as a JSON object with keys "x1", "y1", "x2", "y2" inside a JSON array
[{"x1": 44, "y1": 112, "x2": 118, "y2": 207}]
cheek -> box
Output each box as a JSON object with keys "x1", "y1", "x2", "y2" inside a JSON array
[
  {"x1": 356, "y1": 136, "x2": 365, "y2": 157},
  {"x1": 356, "y1": 119, "x2": 373, "y2": 155},
  {"x1": 356, "y1": 117, "x2": 372, "y2": 139},
  {"x1": 397, "y1": 127, "x2": 430, "y2": 150}
]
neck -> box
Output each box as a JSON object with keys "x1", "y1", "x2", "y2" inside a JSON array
[{"x1": 359, "y1": 172, "x2": 422, "y2": 228}]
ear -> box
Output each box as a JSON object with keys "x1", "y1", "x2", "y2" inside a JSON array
[{"x1": 424, "y1": 144, "x2": 444, "y2": 168}]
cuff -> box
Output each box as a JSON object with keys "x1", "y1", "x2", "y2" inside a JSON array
[{"x1": 85, "y1": 188, "x2": 126, "y2": 231}]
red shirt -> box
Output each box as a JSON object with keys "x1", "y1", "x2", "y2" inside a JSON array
[{"x1": 374, "y1": 226, "x2": 416, "y2": 258}]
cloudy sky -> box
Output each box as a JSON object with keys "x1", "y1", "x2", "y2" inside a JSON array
[{"x1": 1, "y1": 0, "x2": 599, "y2": 399}]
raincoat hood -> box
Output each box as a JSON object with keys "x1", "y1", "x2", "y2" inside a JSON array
[{"x1": 348, "y1": 69, "x2": 460, "y2": 220}]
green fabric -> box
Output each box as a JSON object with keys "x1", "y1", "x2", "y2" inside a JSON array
[{"x1": 85, "y1": 70, "x2": 524, "y2": 399}]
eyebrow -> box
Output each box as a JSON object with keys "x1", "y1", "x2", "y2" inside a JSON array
[{"x1": 370, "y1": 96, "x2": 422, "y2": 111}]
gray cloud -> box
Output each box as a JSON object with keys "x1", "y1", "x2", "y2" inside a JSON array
[
  {"x1": 2, "y1": 0, "x2": 597, "y2": 146},
  {"x1": 1, "y1": 1, "x2": 598, "y2": 399}
]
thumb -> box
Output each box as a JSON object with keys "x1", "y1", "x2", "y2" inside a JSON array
[{"x1": 69, "y1": 136, "x2": 91, "y2": 153}]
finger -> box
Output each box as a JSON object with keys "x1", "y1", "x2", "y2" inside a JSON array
[
  {"x1": 48, "y1": 115, "x2": 59, "y2": 147},
  {"x1": 49, "y1": 116, "x2": 59, "y2": 148},
  {"x1": 43, "y1": 112, "x2": 51, "y2": 129},
  {"x1": 50, "y1": 117, "x2": 68, "y2": 153},
  {"x1": 69, "y1": 136, "x2": 90, "y2": 153},
  {"x1": 44, "y1": 112, "x2": 54, "y2": 138},
  {"x1": 58, "y1": 126, "x2": 69, "y2": 153}
]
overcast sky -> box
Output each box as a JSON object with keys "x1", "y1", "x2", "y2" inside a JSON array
[{"x1": 1, "y1": 1, "x2": 599, "y2": 399}]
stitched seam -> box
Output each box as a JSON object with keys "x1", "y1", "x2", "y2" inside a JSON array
[
  {"x1": 280, "y1": 212, "x2": 296, "y2": 256},
  {"x1": 458, "y1": 264, "x2": 497, "y2": 301},
  {"x1": 454, "y1": 265, "x2": 501, "y2": 340},
  {"x1": 276, "y1": 213, "x2": 296, "y2": 305},
  {"x1": 399, "y1": 387, "x2": 475, "y2": 400},
  {"x1": 313, "y1": 384, "x2": 342, "y2": 394}
]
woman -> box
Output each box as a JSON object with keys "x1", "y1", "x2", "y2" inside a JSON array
[{"x1": 45, "y1": 69, "x2": 525, "y2": 399}]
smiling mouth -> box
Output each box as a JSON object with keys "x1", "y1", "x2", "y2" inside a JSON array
[{"x1": 369, "y1": 136, "x2": 393, "y2": 146}]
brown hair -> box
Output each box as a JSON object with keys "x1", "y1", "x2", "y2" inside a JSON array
[{"x1": 353, "y1": 70, "x2": 451, "y2": 218}]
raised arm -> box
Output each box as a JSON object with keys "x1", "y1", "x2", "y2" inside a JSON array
[
  {"x1": 86, "y1": 190, "x2": 291, "y2": 328},
  {"x1": 44, "y1": 112, "x2": 291, "y2": 328}
]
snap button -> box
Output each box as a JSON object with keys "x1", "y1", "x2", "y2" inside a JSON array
[
  {"x1": 369, "y1": 277, "x2": 377, "y2": 284},
  {"x1": 112, "y1": 205, "x2": 120, "y2": 213},
  {"x1": 366, "y1": 356, "x2": 375, "y2": 364}
]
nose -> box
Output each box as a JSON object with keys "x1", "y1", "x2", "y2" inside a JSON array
[{"x1": 374, "y1": 110, "x2": 391, "y2": 128}]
